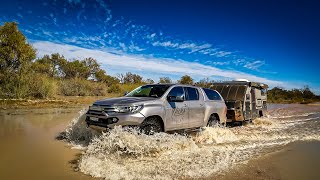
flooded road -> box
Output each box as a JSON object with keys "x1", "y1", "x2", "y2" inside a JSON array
[
  {"x1": 0, "y1": 104, "x2": 320, "y2": 179},
  {"x1": 0, "y1": 108, "x2": 93, "y2": 180}
]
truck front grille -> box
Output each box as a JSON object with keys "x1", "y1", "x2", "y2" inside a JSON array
[{"x1": 87, "y1": 105, "x2": 117, "y2": 116}]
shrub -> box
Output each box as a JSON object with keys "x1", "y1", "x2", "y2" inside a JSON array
[
  {"x1": 59, "y1": 78, "x2": 108, "y2": 96},
  {"x1": 119, "y1": 83, "x2": 142, "y2": 94},
  {"x1": 28, "y1": 74, "x2": 58, "y2": 98},
  {"x1": 108, "y1": 84, "x2": 121, "y2": 93}
]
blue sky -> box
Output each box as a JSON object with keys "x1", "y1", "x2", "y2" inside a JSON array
[{"x1": 0, "y1": 0, "x2": 319, "y2": 93}]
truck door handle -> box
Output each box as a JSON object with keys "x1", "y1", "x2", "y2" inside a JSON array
[
  {"x1": 183, "y1": 104, "x2": 188, "y2": 107},
  {"x1": 200, "y1": 104, "x2": 204, "y2": 107}
]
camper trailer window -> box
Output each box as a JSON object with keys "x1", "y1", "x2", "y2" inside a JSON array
[
  {"x1": 203, "y1": 88, "x2": 222, "y2": 101},
  {"x1": 261, "y1": 89, "x2": 267, "y2": 96},
  {"x1": 220, "y1": 85, "x2": 230, "y2": 99},
  {"x1": 227, "y1": 86, "x2": 239, "y2": 100},
  {"x1": 213, "y1": 85, "x2": 223, "y2": 93},
  {"x1": 236, "y1": 86, "x2": 247, "y2": 100}
]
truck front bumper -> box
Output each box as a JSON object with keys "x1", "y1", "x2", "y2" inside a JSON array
[{"x1": 85, "y1": 112, "x2": 146, "y2": 129}]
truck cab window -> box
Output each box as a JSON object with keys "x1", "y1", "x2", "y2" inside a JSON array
[
  {"x1": 203, "y1": 88, "x2": 222, "y2": 100},
  {"x1": 168, "y1": 87, "x2": 185, "y2": 99},
  {"x1": 185, "y1": 87, "x2": 199, "y2": 101}
]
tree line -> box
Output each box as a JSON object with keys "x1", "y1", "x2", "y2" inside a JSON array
[
  {"x1": 267, "y1": 86, "x2": 320, "y2": 104},
  {"x1": 0, "y1": 22, "x2": 197, "y2": 98},
  {"x1": 0, "y1": 22, "x2": 319, "y2": 103}
]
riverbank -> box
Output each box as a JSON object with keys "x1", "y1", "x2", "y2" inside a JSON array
[
  {"x1": 0, "y1": 95, "x2": 119, "y2": 109},
  {"x1": 1, "y1": 96, "x2": 319, "y2": 110}
]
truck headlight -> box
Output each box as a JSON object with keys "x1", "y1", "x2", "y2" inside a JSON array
[
  {"x1": 89, "y1": 105, "x2": 102, "y2": 111},
  {"x1": 115, "y1": 105, "x2": 143, "y2": 113}
]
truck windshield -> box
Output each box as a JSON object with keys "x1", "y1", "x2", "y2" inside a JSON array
[{"x1": 125, "y1": 84, "x2": 172, "y2": 98}]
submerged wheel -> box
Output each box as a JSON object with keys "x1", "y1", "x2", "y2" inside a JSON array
[
  {"x1": 207, "y1": 114, "x2": 220, "y2": 127},
  {"x1": 140, "y1": 116, "x2": 163, "y2": 135}
]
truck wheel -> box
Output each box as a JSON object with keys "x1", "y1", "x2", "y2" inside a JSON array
[
  {"x1": 141, "y1": 117, "x2": 163, "y2": 135},
  {"x1": 207, "y1": 115, "x2": 219, "y2": 127}
]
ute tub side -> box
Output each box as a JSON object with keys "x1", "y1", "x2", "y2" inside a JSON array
[
  {"x1": 203, "y1": 101, "x2": 227, "y2": 124},
  {"x1": 200, "y1": 88, "x2": 227, "y2": 124}
]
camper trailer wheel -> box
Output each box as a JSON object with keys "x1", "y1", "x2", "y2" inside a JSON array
[{"x1": 207, "y1": 114, "x2": 219, "y2": 127}]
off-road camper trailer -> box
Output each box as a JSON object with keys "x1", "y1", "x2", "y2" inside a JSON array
[{"x1": 210, "y1": 80, "x2": 268, "y2": 123}]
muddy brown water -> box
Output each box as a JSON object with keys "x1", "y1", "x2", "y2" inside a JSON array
[
  {"x1": 0, "y1": 104, "x2": 320, "y2": 180},
  {"x1": 0, "y1": 108, "x2": 94, "y2": 180}
]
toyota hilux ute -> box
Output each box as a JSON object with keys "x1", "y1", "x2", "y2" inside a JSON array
[{"x1": 86, "y1": 84, "x2": 227, "y2": 134}]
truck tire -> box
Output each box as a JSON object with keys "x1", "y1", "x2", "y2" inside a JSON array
[
  {"x1": 207, "y1": 115, "x2": 219, "y2": 127},
  {"x1": 141, "y1": 117, "x2": 163, "y2": 135}
]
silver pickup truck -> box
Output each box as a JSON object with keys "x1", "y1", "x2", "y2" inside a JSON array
[{"x1": 86, "y1": 84, "x2": 227, "y2": 134}]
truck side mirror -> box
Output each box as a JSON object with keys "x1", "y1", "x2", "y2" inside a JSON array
[{"x1": 167, "y1": 95, "x2": 184, "y2": 102}]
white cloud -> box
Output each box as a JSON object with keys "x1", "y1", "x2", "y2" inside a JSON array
[
  {"x1": 179, "y1": 43, "x2": 211, "y2": 53},
  {"x1": 152, "y1": 41, "x2": 179, "y2": 48},
  {"x1": 211, "y1": 61, "x2": 231, "y2": 66},
  {"x1": 152, "y1": 40, "x2": 212, "y2": 53},
  {"x1": 24, "y1": 30, "x2": 32, "y2": 34},
  {"x1": 33, "y1": 41, "x2": 284, "y2": 86},
  {"x1": 128, "y1": 43, "x2": 144, "y2": 52},
  {"x1": 42, "y1": 30, "x2": 53, "y2": 37},
  {"x1": 119, "y1": 42, "x2": 127, "y2": 51},
  {"x1": 150, "y1": 33, "x2": 156, "y2": 38},
  {"x1": 210, "y1": 51, "x2": 232, "y2": 57},
  {"x1": 244, "y1": 60, "x2": 265, "y2": 70},
  {"x1": 151, "y1": 40, "x2": 233, "y2": 58},
  {"x1": 16, "y1": 13, "x2": 23, "y2": 19},
  {"x1": 233, "y1": 59, "x2": 246, "y2": 66}
]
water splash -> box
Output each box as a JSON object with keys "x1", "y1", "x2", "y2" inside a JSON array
[
  {"x1": 63, "y1": 104, "x2": 320, "y2": 179},
  {"x1": 60, "y1": 109, "x2": 99, "y2": 148}
]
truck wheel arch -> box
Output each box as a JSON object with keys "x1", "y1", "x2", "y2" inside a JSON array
[
  {"x1": 141, "y1": 115, "x2": 165, "y2": 133},
  {"x1": 207, "y1": 113, "x2": 220, "y2": 126}
]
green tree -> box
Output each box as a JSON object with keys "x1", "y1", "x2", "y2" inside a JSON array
[
  {"x1": 83, "y1": 57, "x2": 100, "y2": 79},
  {"x1": 32, "y1": 53, "x2": 66, "y2": 77},
  {"x1": 95, "y1": 69, "x2": 119, "y2": 86},
  {"x1": 302, "y1": 86, "x2": 315, "y2": 99},
  {"x1": 195, "y1": 78, "x2": 212, "y2": 88},
  {"x1": 0, "y1": 22, "x2": 36, "y2": 98},
  {"x1": 31, "y1": 55, "x2": 52, "y2": 75},
  {"x1": 159, "y1": 77, "x2": 172, "y2": 83},
  {"x1": 60, "y1": 60, "x2": 90, "y2": 79},
  {"x1": 178, "y1": 75, "x2": 193, "y2": 85},
  {"x1": 144, "y1": 78, "x2": 154, "y2": 84},
  {"x1": 123, "y1": 72, "x2": 143, "y2": 84},
  {"x1": 50, "y1": 53, "x2": 66, "y2": 77}
]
